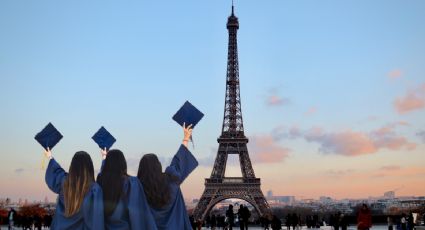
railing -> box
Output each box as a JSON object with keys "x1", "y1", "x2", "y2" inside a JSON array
[{"x1": 205, "y1": 177, "x2": 260, "y2": 184}]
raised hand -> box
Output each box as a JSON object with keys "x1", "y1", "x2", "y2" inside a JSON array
[
  {"x1": 101, "y1": 147, "x2": 107, "y2": 160},
  {"x1": 182, "y1": 122, "x2": 193, "y2": 147},
  {"x1": 44, "y1": 147, "x2": 52, "y2": 159}
]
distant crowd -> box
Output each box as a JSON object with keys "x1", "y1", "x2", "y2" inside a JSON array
[{"x1": 1, "y1": 207, "x2": 52, "y2": 229}]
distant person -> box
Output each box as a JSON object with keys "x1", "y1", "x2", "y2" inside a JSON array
[
  {"x1": 291, "y1": 213, "x2": 298, "y2": 230},
  {"x1": 238, "y1": 205, "x2": 245, "y2": 230},
  {"x1": 262, "y1": 214, "x2": 271, "y2": 230},
  {"x1": 137, "y1": 123, "x2": 198, "y2": 230},
  {"x1": 44, "y1": 149, "x2": 104, "y2": 229},
  {"x1": 238, "y1": 205, "x2": 250, "y2": 230},
  {"x1": 387, "y1": 216, "x2": 394, "y2": 230},
  {"x1": 97, "y1": 148, "x2": 156, "y2": 229},
  {"x1": 357, "y1": 204, "x2": 372, "y2": 230},
  {"x1": 189, "y1": 215, "x2": 196, "y2": 230},
  {"x1": 242, "y1": 206, "x2": 251, "y2": 230},
  {"x1": 285, "y1": 214, "x2": 291, "y2": 230},
  {"x1": 211, "y1": 214, "x2": 217, "y2": 230},
  {"x1": 197, "y1": 218, "x2": 203, "y2": 230},
  {"x1": 401, "y1": 213, "x2": 407, "y2": 230},
  {"x1": 271, "y1": 215, "x2": 282, "y2": 230},
  {"x1": 340, "y1": 213, "x2": 348, "y2": 230},
  {"x1": 329, "y1": 214, "x2": 335, "y2": 230},
  {"x1": 218, "y1": 215, "x2": 225, "y2": 229},
  {"x1": 334, "y1": 212, "x2": 341, "y2": 230},
  {"x1": 206, "y1": 215, "x2": 211, "y2": 229},
  {"x1": 43, "y1": 214, "x2": 52, "y2": 229},
  {"x1": 407, "y1": 212, "x2": 414, "y2": 230},
  {"x1": 313, "y1": 214, "x2": 319, "y2": 228},
  {"x1": 8, "y1": 207, "x2": 17, "y2": 230},
  {"x1": 226, "y1": 205, "x2": 235, "y2": 230}
]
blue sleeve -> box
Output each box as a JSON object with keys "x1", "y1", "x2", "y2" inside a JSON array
[
  {"x1": 127, "y1": 177, "x2": 158, "y2": 230},
  {"x1": 45, "y1": 158, "x2": 67, "y2": 194},
  {"x1": 97, "y1": 159, "x2": 105, "y2": 177},
  {"x1": 85, "y1": 183, "x2": 105, "y2": 230},
  {"x1": 165, "y1": 144, "x2": 198, "y2": 183}
]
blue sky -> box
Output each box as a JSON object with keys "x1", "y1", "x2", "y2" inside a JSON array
[{"x1": 1, "y1": 1, "x2": 424, "y2": 201}]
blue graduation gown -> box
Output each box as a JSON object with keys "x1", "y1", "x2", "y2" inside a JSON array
[
  {"x1": 45, "y1": 158, "x2": 104, "y2": 230},
  {"x1": 149, "y1": 144, "x2": 198, "y2": 230},
  {"x1": 99, "y1": 162, "x2": 157, "y2": 230}
]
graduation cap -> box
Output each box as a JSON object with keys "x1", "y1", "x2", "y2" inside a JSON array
[
  {"x1": 172, "y1": 101, "x2": 204, "y2": 147},
  {"x1": 172, "y1": 101, "x2": 204, "y2": 129},
  {"x1": 92, "y1": 126, "x2": 116, "y2": 150},
  {"x1": 34, "y1": 122, "x2": 63, "y2": 151}
]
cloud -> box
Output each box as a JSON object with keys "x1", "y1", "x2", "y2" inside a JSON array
[
  {"x1": 264, "y1": 87, "x2": 290, "y2": 107},
  {"x1": 14, "y1": 168, "x2": 25, "y2": 174},
  {"x1": 305, "y1": 130, "x2": 377, "y2": 156},
  {"x1": 272, "y1": 123, "x2": 416, "y2": 157},
  {"x1": 416, "y1": 131, "x2": 425, "y2": 143},
  {"x1": 248, "y1": 135, "x2": 290, "y2": 163},
  {"x1": 305, "y1": 107, "x2": 317, "y2": 116},
  {"x1": 324, "y1": 169, "x2": 356, "y2": 177},
  {"x1": 380, "y1": 165, "x2": 401, "y2": 171},
  {"x1": 266, "y1": 95, "x2": 289, "y2": 106},
  {"x1": 394, "y1": 83, "x2": 425, "y2": 114},
  {"x1": 388, "y1": 69, "x2": 402, "y2": 79}
]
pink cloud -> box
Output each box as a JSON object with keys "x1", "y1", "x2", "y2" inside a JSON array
[
  {"x1": 266, "y1": 95, "x2": 289, "y2": 106},
  {"x1": 305, "y1": 107, "x2": 317, "y2": 116},
  {"x1": 394, "y1": 83, "x2": 425, "y2": 114},
  {"x1": 305, "y1": 130, "x2": 377, "y2": 156},
  {"x1": 324, "y1": 169, "x2": 356, "y2": 177},
  {"x1": 248, "y1": 135, "x2": 290, "y2": 163},
  {"x1": 380, "y1": 165, "x2": 401, "y2": 171},
  {"x1": 274, "y1": 123, "x2": 416, "y2": 156},
  {"x1": 388, "y1": 69, "x2": 402, "y2": 79}
]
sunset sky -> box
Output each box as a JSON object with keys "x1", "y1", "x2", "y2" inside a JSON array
[{"x1": 1, "y1": 1, "x2": 424, "y2": 202}]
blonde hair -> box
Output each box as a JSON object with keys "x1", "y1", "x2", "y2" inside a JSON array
[{"x1": 63, "y1": 151, "x2": 94, "y2": 217}]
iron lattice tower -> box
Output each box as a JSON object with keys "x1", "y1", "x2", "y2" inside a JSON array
[{"x1": 192, "y1": 5, "x2": 271, "y2": 220}]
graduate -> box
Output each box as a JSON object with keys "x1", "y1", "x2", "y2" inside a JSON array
[
  {"x1": 44, "y1": 149, "x2": 104, "y2": 230},
  {"x1": 96, "y1": 148, "x2": 157, "y2": 230},
  {"x1": 137, "y1": 123, "x2": 199, "y2": 230}
]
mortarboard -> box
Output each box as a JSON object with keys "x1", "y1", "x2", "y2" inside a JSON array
[
  {"x1": 92, "y1": 126, "x2": 116, "y2": 150},
  {"x1": 172, "y1": 101, "x2": 204, "y2": 129},
  {"x1": 34, "y1": 122, "x2": 63, "y2": 151}
]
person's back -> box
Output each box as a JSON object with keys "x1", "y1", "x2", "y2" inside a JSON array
[
  {"x1": 138, "y1": 124, "x2": 198, "y2": 230},
  {"x1": 357, "y1": 204, "x2": 372, "y2": 230},
  {"x1": 211, "y1": 215, "x2": 217, "y2": 229},
  {"x1": 226, "y1": 205, "x2": 235, "y2": 229},
  {"x1": 97, "y1": 149, "x2": 156, "y2": 230},
  {"x1": 149, "y1": 179, "x2": 191, "y2": 228},
  {"x1": 271, "y1": 215, "x2": 282, "y2": 230},
  {"x1": 44, "y1": 150, "x2": 104, "y2": 230}
]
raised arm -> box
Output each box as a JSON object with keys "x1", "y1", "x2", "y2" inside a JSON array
[
  {"x1": 99, "y1": 147, "x2": 107, "y2": 175},
  {"x1": 44, "y1": 148, "x2": 67, "y2": 194},
  {"x1": 165, "y1": 145, "x2": 198, "y2": 183},
  {"x1": 165, "y1": 123, "x2": 198, "y2": 183}
]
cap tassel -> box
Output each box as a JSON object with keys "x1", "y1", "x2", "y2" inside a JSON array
[
  {"x1": 41, "y1": 152, "x2": 46, "y2": 170},
  {"x1": 190, "y1": 136, "x2": 195, "y2": 149}
]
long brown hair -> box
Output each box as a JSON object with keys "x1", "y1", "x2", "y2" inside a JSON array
[
  {"x1": 63, "y1": 151, "x2": 95, "y2": 217},
  {"x1": 96, "y1": 149, "x2": 127, "y2": 217},
  {"x1": 137, "y1": 154, "x2": 174, "y2": 209}
]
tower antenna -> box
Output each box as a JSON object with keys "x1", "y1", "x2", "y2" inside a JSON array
[{"x1": 232, "y1": 0, "x2": 234, "y2": 15}]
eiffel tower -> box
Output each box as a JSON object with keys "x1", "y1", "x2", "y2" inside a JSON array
[{"x1": 192, "y1": 4, "x2": 271, "y2": 220}]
